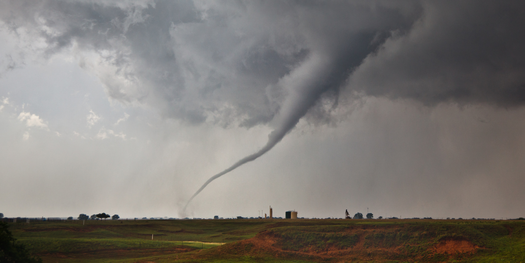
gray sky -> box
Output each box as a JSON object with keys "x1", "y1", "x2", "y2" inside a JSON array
[{"x1": 1, "y1": 0, "x2": 525, "y2": 219}]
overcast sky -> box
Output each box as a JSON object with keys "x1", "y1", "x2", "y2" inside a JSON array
[{"x1": 1, "y1": 0, "x2": 525, "y2": 220}]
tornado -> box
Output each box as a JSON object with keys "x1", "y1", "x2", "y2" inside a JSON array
[
  {"x1": 184, "y1": 53, "x2": 343, "y2": 210},
  {"x1": 183, "y1": 128, "x2": 287, "y2": 211}
]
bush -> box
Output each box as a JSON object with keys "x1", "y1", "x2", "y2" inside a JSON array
[
  {"x1": 0, "y1": 222, "x2": 42, "y2": 262},
  {"x1": 78, "y1": 214, "x2": 89, "y2": 220}
]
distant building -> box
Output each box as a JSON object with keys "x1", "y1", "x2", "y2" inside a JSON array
[
  {"x1": 285, "y1": 211, "x2": 298, "y2": 219},
  {"x1": 291, "y1": 211, "x2": 298, "y2": 219}
]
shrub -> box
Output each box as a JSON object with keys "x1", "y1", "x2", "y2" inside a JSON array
[{"x1": 0, "y1": 222, "x2": 42, "y2": 262}]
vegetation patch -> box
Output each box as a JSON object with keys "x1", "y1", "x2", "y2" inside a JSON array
[
  {"x1": 269, "y1": 227, "x2": 359, "y2": 252},
  {"x1": 6, "y1": 219, "x2": 525, "y2": 262}
]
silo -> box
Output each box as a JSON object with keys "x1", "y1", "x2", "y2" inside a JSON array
[
  {"x1": 285, "y1": 211, "x2": 292, "y2": 219},
  {"x1": 270, "y1": 206, "x2": 273, "y2": 219},
  {"x1": 291, "y1": 211, "x2": 298, "y2": 219}
]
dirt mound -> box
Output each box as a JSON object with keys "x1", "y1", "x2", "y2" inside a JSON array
[
  {"x1": 206, "y1": 225, "x2": 487, "y2": 262},
  {"x1": 212, "y1": 230, "x2": 399, "y2": 261},
  {"x1": 433, "y1": 239, "x2": 479, "y2": 254}
]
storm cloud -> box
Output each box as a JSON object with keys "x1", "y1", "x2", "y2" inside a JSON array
[
  {"x1": 349, "y1": 1, "x2": 525, "y2": 107},
  {"x1": 0, "y1": 0, "x2": 420, "y2": 125},
  {"x1": 1, "y1": 0, "x2": 525, "y2": 219}
]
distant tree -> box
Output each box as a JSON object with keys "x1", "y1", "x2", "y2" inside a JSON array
[
  {"x1": 90, "y1": 214, "x2": 97, "y2": 220},
  {"x1": 96, "y1": 213, "x2": 110, "y2": 220},
  {"x1": 78, "y1": 214, "x2": 89, "y2": 220},
  {"x1": 353, "y1": 212, "x2": 363, "y2": 219},
  {"x1": 67, "y1": 217, "x2": 73, "y2": 220},
  {"x1": 0, "y1": 213, "x2": 3, "y2": 219},
  {"x1": 112, "y1": 214, "x2": 120, "y2": 220},
  {"x1": 366, "y1": 213, "x2": 373, "y2": 219},
  {"x1": 0, "y1": 222, "x2": 42, "y2": 262},
  {"x1": 378, "y1": 216, "x2": 383, "y2": 219}
]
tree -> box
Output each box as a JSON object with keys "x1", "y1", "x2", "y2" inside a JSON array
[
  {"x1": 78, "y1": 214, "x2": 89, "y2": 220},
  {"x1": 353, "y1": 212, "x2": 363, "y2": 219},
  {"x1": 366, "y1": 213, "x2": 373, "y2": 219},
  {"x1": 0, "y1": 221, "x2": 42, "y2": 262},
  {"x1": 96, "y1": 213, "x2": 110, "y2": 220},
  {"x1": 112, "y1": 214, "x2": 120, "y2": 220},
  {"x1": 0, "y1": 213, "x2": 3, "y2": 219},
  {"x1": 67, "y1": 217, "x2": 73, "y2": 220},
  {"x1": 90, "y1": 214, "x2": 97, "y2": 220}
]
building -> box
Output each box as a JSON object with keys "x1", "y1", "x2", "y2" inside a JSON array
[{"x1": 285, "y1": 211, "x2": 291, "y2": 219}]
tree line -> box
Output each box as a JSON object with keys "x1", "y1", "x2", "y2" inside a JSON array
[
  {"x1": 346, "y1": 210, "x2": 375, "y2": 219},
  {"x1": 78, "y1": 213, "x2": 119, "y2": 220}
]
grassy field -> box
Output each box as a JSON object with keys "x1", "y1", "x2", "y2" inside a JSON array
[{"x1": 6, "y1": 218, "x2": 525, "y2": 262}]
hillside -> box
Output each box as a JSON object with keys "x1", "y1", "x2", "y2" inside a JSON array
[{"x1": 6, "y1": 219, "x2": 525, "y2": 262}]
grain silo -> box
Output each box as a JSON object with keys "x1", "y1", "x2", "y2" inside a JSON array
[
  {"x1": 270, "y1": 206, "x2": 273, "y2": 219},
  {"x1": 285, "y1": 211, "x2": 298, "y2": 219},
  {"x1": 291, "y1": 211, "x2": 298, "y2": 219}
]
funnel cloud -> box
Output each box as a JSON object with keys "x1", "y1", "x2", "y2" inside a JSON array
[{"x1": 185, "y1": 53, "x2": 336, "y2": 208}]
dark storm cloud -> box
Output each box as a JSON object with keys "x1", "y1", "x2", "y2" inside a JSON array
[
  {"x1": 3, "y1": 1, "x2": 525, "y2": 121},
  {"x1": 0, "y1": 0, "x2": 420, "y2": 126},
  {"x1": 349, "y1": 1, "x2": 525, "y2": 107}
]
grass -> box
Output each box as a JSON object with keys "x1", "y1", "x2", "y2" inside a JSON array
[
  {"x1": 6, "y1": 219, "x2": 525, "y2": 262},
  {"x1": 8, "y1": 219, "x2": 269, "y2": 262},
  {"x1": 268, "y1": 225, "x2": 359, "y2": 252}
]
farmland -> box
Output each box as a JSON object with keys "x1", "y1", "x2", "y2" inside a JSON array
[{"x1": 6, "y1": 218, "x2": 525, "y2": 262}]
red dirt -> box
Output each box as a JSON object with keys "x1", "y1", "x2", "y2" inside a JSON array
[
  {"x1": 209, "y1": 227, "x2": 484, "y2": 262},
  {"x1": 212, "y1": 230, "x2": 403, "y2": 262},
  {"x1": 432, "y1": 239, "x2": 479, "y2": 254}
]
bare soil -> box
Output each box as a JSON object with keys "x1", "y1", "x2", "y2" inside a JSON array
[
  {"x1": 432, "y1": 239, "x2": 479, "y2": 254},
  {"x1": 212, "y1": 227, "x2": 483, "y2": 262}
]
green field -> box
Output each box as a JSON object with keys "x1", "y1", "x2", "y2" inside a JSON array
[{"x1": 6, "y1": 219, "x2": 525, "y2": 262}]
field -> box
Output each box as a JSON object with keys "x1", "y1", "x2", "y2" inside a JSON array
[{"x1": 6, "y1": 218, "x2": 525, "y2": 262}]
